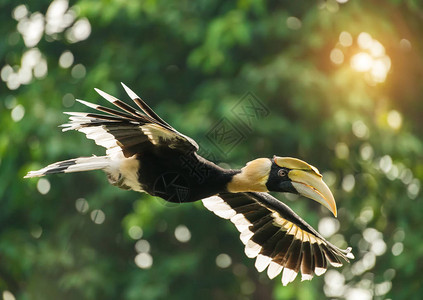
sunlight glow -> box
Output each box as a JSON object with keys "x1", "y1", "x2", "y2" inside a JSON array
[
  {"x1": 351, "y1": 53, "x2": 373, "y2": 72},
  {"x1": 371, "y1": 59, "x2": 389, "y2": 82},
  {"x1": 351, "y1": 51, "x2": 391, "y2": 84},
  {"x1": 357, "y1": 32, "x2": 373, "y2": 49},
  {"x1": 330, "y1": 32, "x2": 393, "y2": 84}
]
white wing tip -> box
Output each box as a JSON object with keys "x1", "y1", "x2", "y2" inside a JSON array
[
  {"x1": 244, "y1": 240, "x2": 261, "y2": 258},
  {"x1": 76, "y1": 99, "x2": 98, "y2": 109},
  {"x1": 94, "y1": 88, "x2": 116, "y2": 103},
  {"x1": 121, "y1": 82, "x2": 140, "y2": 100},
  {"x1": 301, "y1": 274, "x2": 313, "y2": 281},
  {"x1": 267, "y1": 261, "x2": 283, "y2": 279},
  {"x1": 282, "y1": 268, "x2": 298, "y2": 286},
  {"x1": 254, "y1": 254, "x2": 271, "y2": 273},
  {"x1": 24, "y1": 171, "x2": 42, "y2": 178},
  {"x1": 315, "y1": 267, "x2": 327, "y2": 276},
  {"x1": 345, "y1": 247, "x2": 355, "y2": 259}
]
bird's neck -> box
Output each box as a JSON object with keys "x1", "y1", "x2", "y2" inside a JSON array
[{"x1": 226, "y1": 158, "x2": 271, "y2": 193}]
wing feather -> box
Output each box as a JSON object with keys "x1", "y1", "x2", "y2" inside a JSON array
[
  {"x1": 61, "y1": 84, "x2": 198, "y2": 157},
  {"x1": 202, "y1": 192, "x2": 353, "y2": 285}
]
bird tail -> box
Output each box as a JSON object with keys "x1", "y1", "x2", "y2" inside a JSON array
[{"x1": 24, "y1": 156, "x2": 110, "y2": 178}]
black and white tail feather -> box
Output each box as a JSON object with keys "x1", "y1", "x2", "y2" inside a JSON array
[{"x1": 24, "y1": 83, "x2": 198, "y2": 192}]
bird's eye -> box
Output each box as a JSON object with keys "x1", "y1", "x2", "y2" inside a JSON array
[{"x1": 278, "y1": 169, "x2": 287, "y2": 177}]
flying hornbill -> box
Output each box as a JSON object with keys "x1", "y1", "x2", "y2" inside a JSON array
[{"x1": 25, "y1": 83, "x2": 353, "y2": 286}]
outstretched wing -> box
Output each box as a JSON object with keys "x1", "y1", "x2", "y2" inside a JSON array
[
  {"x1": 202, "y1": 192, "x2": 353, "y2": 285},
  {"x1": 61, "y1": 83, "x2": 198, "y2": 157}
]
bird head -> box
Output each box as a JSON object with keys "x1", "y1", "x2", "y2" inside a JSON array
[
  {"x1": 266, "y1": 156, "x2": 337, "y2": 217},
  {"x1": 227, "y1": 156, "x2": 337, "y2": 217}
]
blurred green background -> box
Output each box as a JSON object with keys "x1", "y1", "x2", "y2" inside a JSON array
[{"x1": 1, "y1": 0, "x2": 422, "y2": 299}]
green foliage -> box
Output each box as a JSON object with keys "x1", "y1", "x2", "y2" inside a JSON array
[{"x1": 1, "y1": 0, "x2": 422, "y2": 299}]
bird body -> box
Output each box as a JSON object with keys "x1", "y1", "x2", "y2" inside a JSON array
[{"x1": 25, "y1": 83, "x2": 353, "y2": 285}]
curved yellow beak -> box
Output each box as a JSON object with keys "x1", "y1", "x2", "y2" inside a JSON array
[{"x1": 288, "y1": 170, "x2": 337, "y2": 217}]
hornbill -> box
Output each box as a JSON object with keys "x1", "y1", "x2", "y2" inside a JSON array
[{"x1": 25, "y1": 83, "x2": 353, "y2": 286}]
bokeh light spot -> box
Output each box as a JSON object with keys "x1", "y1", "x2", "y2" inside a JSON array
[
  {"x1": 2, "y1": 290, "x2": 16, "y2": 300},
  {"x1": 335, "y1": 142, "x2": 349, "y2": 159},
  {"x1": 330, "y1": 48, "x2": 344, "y2": 64},
  {"x1": 369, "y1": 40, "x2": 385, "y2": 57},
  {"x1": 407, "y1": 179, "x2": 420, "y2": 199},
  {"x1": 339, "y1": 31, "x2": 352, "y2": 47},
  {"x1": 216, "y1": 253, "x2": 232, "y2": 268},
  {"x1": 352, "y1": 120, "x2": 369, "y2": 139},
  {"x1": 371, "y1": 239, "x2": 387, "y2": 256},
  {"x1": 71, "y1": 63, "x2": 86, "y2": 79},
  {"x1": 1, "y1": 65, "x2": 13, "y2": 82},
  {"x1": 66, "y1": 18, "x2": 91, "y2": 43},
  {"x1": 241, "y1": 280, "x2": 256, "y2": 295},
  {"x1": 387, "y1": 110, "x2": 402, "y2": 130},
  {"x1": 128, "y1": 225, "x2": 143, "y2": 240},
  {"x1": 318, "y1": 217, "x2": 340, "y2": 238},
  {"x1": 359, "y1": 207, "x2": 374, "y2": 225},
  {"x1": 286, "y1": 17, "x2": 302, "y2": 30},
  {"x1": 392, "y1": 242, "x2": 403, "y2": 256},
  {"x1": 351, "y1": 53, "x2": 373, "y2": 72},
  {"x1": 11, "y1": 104, "x2": 25, "y2": 122},
  {"x1": 375, "y1": 281, "x2": 392, "y2": 296},
  {"x1": 360, "y1": 143, "x2": 374, "y2": 161},
  {"x1": 357, "y1": 32, "x2": 373, "y2": 49},
  {"x1": 12, "y1": 5, "x2": 28, "y2": 21},
  {"x1": 37, "y1": 178, "x2": 51, "y2": 195},
  {"x1": 90, "y1": 209, "x2": 105, "y2": 224},
  {"x1": 135, "y1": 239, "x2": 150, "y2": 253},
  {"x1": 30, "y1": 225, "x2": 43, "y2": 239},
  {"x1": 62, "y1": 93, "x2": 75, "y2": 107},
  {"x1": 326, "y1": 0, "x2": 339, "y2": 13},
  {"x1": 324, "y1": 270, "x2": 345, "y2": 297},
  {"x1": 345, "y1": 287, "x2": 372, "y2": 300},
  {"x1": 75, "y1": 198, "x2": 89, "y2": 214},
  {"x1": 379, "y1": 155, "x2": 392, "y2": 173},
  {"x1": 174, "y1": 225, "x2": 191, "y2": 243},
  {"x1": 135, "y1": 252, "x2": 153, "y2": 269},
  {"x1": 342, "y1": 174, "x2": 355, "y2": 192},
  {"x1": 59, "y1": 51, "x2": 74, "y2": 68},
  {"x1": 399, "y1": 39, "x2": 411, "y2": 51},
  {"x1": 34, "y1": 59, "x2": 48, "y2": 78}
]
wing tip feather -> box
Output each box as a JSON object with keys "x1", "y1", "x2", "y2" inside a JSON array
[{"x1": 121, "y1": 82, "x2": 140, "y2": 100}]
